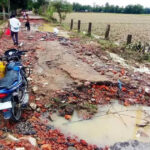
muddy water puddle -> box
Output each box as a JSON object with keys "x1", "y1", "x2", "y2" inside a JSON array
[
  {"x1": 38, "y1": 23, "x2": 55, "y2": 32},
  {"x1": 42, "y1": 101, "x2": 150, "y2": 147}
]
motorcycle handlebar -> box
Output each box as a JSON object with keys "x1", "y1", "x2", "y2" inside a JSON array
[
  {"x1": 18, "y1": 50, "x2": 28, "y2": 55},
  {"x1": 12, "y1": 49, "x2": 27, "y2": 53},
  {"x1": 0, "y1": 50, "x2": 28, "y2": 61}
]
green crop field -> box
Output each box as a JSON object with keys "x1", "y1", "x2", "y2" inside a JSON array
[{"x1": 57, "y1": 13, "x2": 150, "y2": 44}]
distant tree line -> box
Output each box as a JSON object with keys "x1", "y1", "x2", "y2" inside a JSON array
[
  {"x1": 1, "y1": 0, "x2": 150, "y2": 20},
  {"x1": 73, "y1": 3, "x2": 150, "y2": 14},
  {"x1": 1, "y1": 0, "x2": 150, "y2": 16}
]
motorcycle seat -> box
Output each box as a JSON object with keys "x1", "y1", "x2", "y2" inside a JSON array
[{"x1": 0, "y1": 70, "x2": 18, "y2": 89}]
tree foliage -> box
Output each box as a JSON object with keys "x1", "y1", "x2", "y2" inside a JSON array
[
  {"x1": 0, "y1": 0, "x2": 8, "y2": 20},
  {"x1": 72, "y1": 3, "x2": 148, "y2": 14},
  {"x1": 27, "y1": 0, "x2": 34, "y2": 10},
  {"x1": 46, "y1": 5, "x2": 55, "y2": 21},
  {"x1": 10, "y1": 0, "x2": 28, "y2": 10},
  {"x1": 32, "y1": 0, "x2": 48, "y2": 14},
  {"x1": 32, "y1": 0, "x2": 47, "y2": 9},
  {"x1": 0, "y1": 0, "x2": 8, "y2": 7},
  {"x1": 9, "y1": 0, "x2": 47, "y2": 12},
  {"x1": 50, "y1": 0, "x2": 72, "y2": 24},
  {"x1": 124, "y1": 5, "x2": 144, "y2": 14}
]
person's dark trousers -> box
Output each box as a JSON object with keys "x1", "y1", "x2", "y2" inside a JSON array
[
  {"x1": 11, "y1": 31, "x2": 18, "y2": 45},
  {"x1": 25, "y1": 22, "x2": 30, "y2": 31}
]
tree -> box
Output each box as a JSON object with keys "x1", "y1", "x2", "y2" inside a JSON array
[
  {"x1": 27, "y1": 0, "x2": 34, "y2": 10},
  {"x1": 104, "y1": 3, "x2": 110, "y2": 12},
  {"x1": 50, "y1": 0, "x2": 72, "y2": 24},
  {"x1": 45, "y1": 4, "x2": 55, "y2": 21},
  {"x1": 133, "y1": 5, "x2": 144, "y2": 14},
  {"x1": 33, "y1": 0, "x2": 47, "y2": 9},
  {"x1": 124, "y1": 4, "x2": 144, "y2": 14},
  {"x1": 71, "y1": 2, "x2": 148, "y2": 14},
  {"x1": 32, "y1": 0, "x2": 48, "y2": 14},
  {"x1": 144, "y1": 8, "x2": 150, "y2": 14},
  {"x1": 73, "y1": 3, "x2": 82, "y2": 12},
  {"x1": 0, "y1": 0, "x2": 8, "y2": 20},
  {"x1": 92, "y1": 5, "x2": 102, "y2": 12},
  {"x1": 10, "y1": 0, "x2": 28, "y2": 10}
]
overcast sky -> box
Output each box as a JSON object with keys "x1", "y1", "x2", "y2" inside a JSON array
[{"x1": 66, "y1": 0, "x2": 150, "y2": 7}]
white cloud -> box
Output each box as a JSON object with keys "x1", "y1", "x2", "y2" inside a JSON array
[{"x1": 66, "y1": 0, "x2": 150, "y2": 7}]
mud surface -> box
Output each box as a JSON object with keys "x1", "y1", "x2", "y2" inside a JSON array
[{"x1": 110, "y1": 140, "x2": 150, "y2": 150}]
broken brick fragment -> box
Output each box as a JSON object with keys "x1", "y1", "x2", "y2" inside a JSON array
[
  {"x1": 80, "y1": 139, "x2": 88, "y2": 146},
  {"x1": 65, "y1": 115, "x2": 72, "y2": 120},
  {"x1": 41, "y1": 144, "x2": 52, "y2": 150}
]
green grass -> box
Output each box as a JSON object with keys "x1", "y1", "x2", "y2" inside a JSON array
[
  {"x1": 98, "y1": 39, "x2": 118, "y2": 51},
  {"x1": 0, "y1": 20, "x2": 4, "y2": 37},
  {"x1": 0, "y1": 19, "x2": 5, "y2": 25},
  {"x1": 0, "y1": 30, "x2": 2, "y2": 37},
  {"x1": 81, "y1": 102, "x2": 98, "y2": 114}
]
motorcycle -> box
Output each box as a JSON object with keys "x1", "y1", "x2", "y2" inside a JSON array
[{"x1": 0, "y1": 49, "x2": 29, "y2": 121}]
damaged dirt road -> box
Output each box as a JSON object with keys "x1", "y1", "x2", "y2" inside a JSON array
[{"x1": 0, "y1": 16, "x2": 150, "y2": 150}]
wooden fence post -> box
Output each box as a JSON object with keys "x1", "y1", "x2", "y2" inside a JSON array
[
  {"x1": 88, "y1": 22, "x2": 92, "y2": 36},
  {"x1": 105, "y1": 24, "x2": 110, "y2": 40},
  {"x1": 126, "y1": 34, "x2": 132, "y2": 45},
  {"x1": 78, "y1": 20, "x2": 81, "y2": 32},
  {"x1": 70, "y1": 19, "x2": 73, "y2": 30}
]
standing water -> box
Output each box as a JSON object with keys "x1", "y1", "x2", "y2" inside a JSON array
[{"x1": 42, "y1": 101, "x2": 150, "y2": 147}]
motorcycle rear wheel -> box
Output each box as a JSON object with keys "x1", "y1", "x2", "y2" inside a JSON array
[
  {"x1": 11, "y1": 75, "x2": 28, "y2": 122},
  {"x1": 11, "y1": 98, "x2": 22, "y2": 122}
]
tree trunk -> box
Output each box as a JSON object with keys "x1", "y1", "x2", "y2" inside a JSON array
[
  {"x1": 58, "y1": 12, "x2": 62, "y2": 24},
  {"x1": 2, "y1": 4, "x2": 6, "y2": 20}
]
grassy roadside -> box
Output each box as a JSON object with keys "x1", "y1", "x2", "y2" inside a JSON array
[
  {"x1": 40, "y1": 14, "x2": 150, "y2": 64},
  {"x1": 0, "y1": 20, "x2": 5, "y2": 37},
  {"x1": 61, "y1": 25, "x2": 150, "y2": 63}
]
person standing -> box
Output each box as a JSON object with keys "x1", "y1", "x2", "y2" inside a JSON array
[
  {"x1": 9, "y1": 15, "x2": 21, "y2": 46},
  {"x1": 25, "y1": 14, "x2": 30, "y2": 31}
]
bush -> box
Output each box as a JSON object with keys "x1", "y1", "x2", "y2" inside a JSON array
[
  {"x1": 50, "y1": 0, "x2": 72, "y2": 24},
  {"x1": 38, "y1": 7, "x2": 43, "y2": 15},
  {"x1": 143, "y1": 53, "x2": 150, "y2": 61}
]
